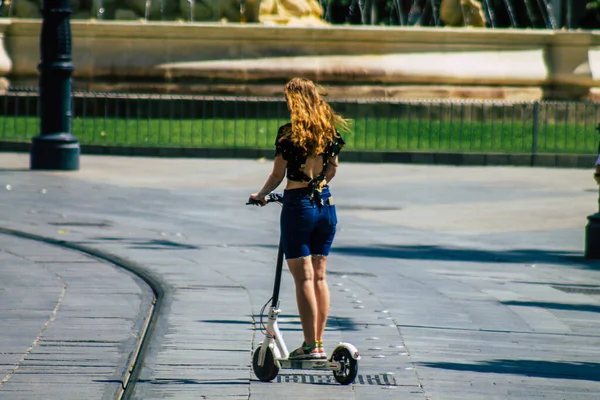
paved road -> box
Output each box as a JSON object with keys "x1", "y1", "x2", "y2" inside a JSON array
[
  {"x1": 0, "y1": 233, "x2": 153, "y2": 399},
  {"x1": 1, "y1": 153, "x2": 600, "y2": 399}
]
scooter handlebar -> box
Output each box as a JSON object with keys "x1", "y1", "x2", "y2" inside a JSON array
[{"x1": 246, "y1": 192, "x2": 284, "y2": 206}]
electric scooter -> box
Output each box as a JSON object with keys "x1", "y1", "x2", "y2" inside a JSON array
[{"x1": 247, "y1": 192, "x2": 360, "y2": 385}]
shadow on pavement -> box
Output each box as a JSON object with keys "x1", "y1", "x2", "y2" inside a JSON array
[
  {"x1": 86, "y1": 236, "x2": 199, "y2": 250},
  {"x1": 200, "y1": 315, "x2": 361, "y2": 332},
  {"x1": 502, "y1": 300, "x2": 600, "y2": 314},
  {"x1": 0, "y1": 168, "x2": 30, "y2": 172},
  {"x1": 418, "y1": 359, "x2": 600, "y2": 382},
  {"x1": 137, "y1": 379, "x2": 247, "y2": 385},
  {"x1": 332, "y1": 244, "x2": 600, "y2": 269},
  {"x1": 96, "y1": 379, "x2": 246, "y2": 385}
]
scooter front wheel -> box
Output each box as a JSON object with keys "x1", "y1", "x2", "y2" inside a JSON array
[
  {"x1": 252, "y1": 346, "x2": 279, "y2": 382},
  {"x1": 331, "y1": 347, "x2": 358, "y2": 385}
]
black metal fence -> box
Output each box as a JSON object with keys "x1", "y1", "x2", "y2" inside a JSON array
[{"x1": 1, "y1": 89, "x2": 599, "y2": 156}]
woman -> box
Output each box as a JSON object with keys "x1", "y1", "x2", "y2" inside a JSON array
[{"x1": 249, "y1": 77, "x2": 348, "y2": 360}]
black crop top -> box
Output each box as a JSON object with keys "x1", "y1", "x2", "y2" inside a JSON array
[{"x1": 274, "y1": 123, "x2": 345, "y2": 183}]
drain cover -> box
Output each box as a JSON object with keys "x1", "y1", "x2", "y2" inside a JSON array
[{"x1": 276, "y1": 373, "x2": 396, "y2": 385}]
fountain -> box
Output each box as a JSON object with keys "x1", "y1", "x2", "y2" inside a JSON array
[
  {"x1": 3, "y1": 0, "x2": 587, "y2": 27},
  {"x1": 144, "y1": 0, "x2": 151, "y2": 21},
  {"x1": 94, "y1": 0, "x2": 106, "y2": 20},
  {"x1": 0, "y1": 0, "x2": 598, "y2": 100}
]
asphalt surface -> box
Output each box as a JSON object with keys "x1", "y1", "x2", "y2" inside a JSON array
[{"x1": 1, "y1": 152, "x2": 599, "y2": 399}]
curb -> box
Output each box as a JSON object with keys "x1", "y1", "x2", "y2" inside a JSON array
[
  {"x1": 0, "y1": 227, "x2": 165, "y2": 400},
  {"x1": 0, "y1": 141, "x2": 597, "y2": 169}
]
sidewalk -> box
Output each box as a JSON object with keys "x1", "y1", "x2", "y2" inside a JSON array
[
  {"x1": 0, "y1": 232, "x2": 154, "y2": 399},
  {"x1": 1, "y1": 153, "x2": 600, "y2": 399}
]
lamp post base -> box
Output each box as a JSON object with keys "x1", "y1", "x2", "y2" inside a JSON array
[
  {"x1": 30, "y1": 133, "x2": 80, "y2": 171},
  {"x1": 585, "y1": 213, "x2": 600, "y2": 259}
]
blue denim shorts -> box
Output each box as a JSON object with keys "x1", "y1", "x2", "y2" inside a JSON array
[{"x1": 280, "y1": 186, "x2": 338, "y2": 259}]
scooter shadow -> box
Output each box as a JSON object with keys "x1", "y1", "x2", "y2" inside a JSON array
[
  {"x1": 201, "y1": 316, "x2": 361, "y2": 332},
  {"x1": 255, "y1": 374, "x2": 343, "y2": 386}
]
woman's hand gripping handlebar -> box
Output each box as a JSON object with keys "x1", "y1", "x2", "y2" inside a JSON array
[{"x1": 246, "y1": 192, "x2": 284, "y2": 206}]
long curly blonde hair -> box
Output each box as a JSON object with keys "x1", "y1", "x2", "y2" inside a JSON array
[{"x1": 283, "y1": 77, "x2": 349, "y2": 157}]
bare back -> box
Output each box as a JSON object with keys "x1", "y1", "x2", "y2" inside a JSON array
[
  {"x1": 274, "y1": 123, "x2": 345, "y2": 190},
  {"x1": 286, "y1": 156, "x2": 325, "y2": 190}
]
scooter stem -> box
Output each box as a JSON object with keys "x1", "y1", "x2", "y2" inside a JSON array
[{"x1": 271, "y1": 239, "x2": 285, "y2": 308}]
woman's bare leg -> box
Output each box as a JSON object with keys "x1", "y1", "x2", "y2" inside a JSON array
[
  {"x1": 312, "y1": 255, "x2": 330, "y2": 343},
  {"x1": 287, "y1": 256, "x2": 317, "y2": 346}
]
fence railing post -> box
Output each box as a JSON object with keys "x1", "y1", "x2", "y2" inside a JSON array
[{"x1": 531, "y1": 101, "x2": 540, "y2": 166}]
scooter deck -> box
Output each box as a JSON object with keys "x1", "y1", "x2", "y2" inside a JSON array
[{"x1": 277, "y1": 358, "x2": 341, "y2": 371}]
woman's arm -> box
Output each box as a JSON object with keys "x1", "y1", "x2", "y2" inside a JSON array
[
  {"x1": 255, "y1": 156, "x2": 287, "y2": 198},
  {"x1": 324, "y1": 156, "x2": 339, "y2": 184}
]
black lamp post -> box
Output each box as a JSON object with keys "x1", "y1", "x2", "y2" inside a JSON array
[
  {"x1": 584, "y1": 124, "x2": 600, "y2": 259},
  {"x1": 30, "y1": 0, "x2": 80, "y2": 171}
]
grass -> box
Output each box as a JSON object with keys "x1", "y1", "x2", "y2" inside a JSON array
[{"x1": 0, "y1": 116, "x2": 598, "y2": 154}]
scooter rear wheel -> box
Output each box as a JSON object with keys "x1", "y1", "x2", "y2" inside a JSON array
[
  {"x1": 332, "y1": 347, "x2": 358, "y2": 385},
  {"x1": 252, "y1": 346, "x2": 279, "y2": 382}
]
